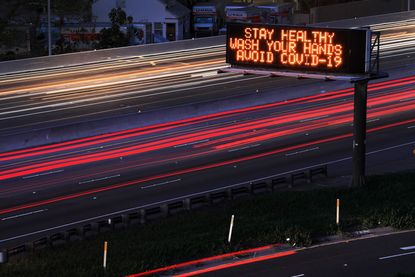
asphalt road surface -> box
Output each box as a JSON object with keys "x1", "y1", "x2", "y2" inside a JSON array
[
  {"x1": 199, "y1": 231, "x2": 415, "y2": 277},
  {"x1": 0, "y1": 71, "x2": 414, "y2": 248}
]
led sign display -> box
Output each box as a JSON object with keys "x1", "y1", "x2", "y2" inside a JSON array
[{"x1": 226, "y1": 23, "x2": 371, "y2": 74}]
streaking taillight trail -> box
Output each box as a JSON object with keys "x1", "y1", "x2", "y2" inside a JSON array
[
  {"x1": 0, "y1": 118, "x2": 414, "y2": 216},
  {"x1": 1, "y1": 75, "x2": 414, "y2": 162}
]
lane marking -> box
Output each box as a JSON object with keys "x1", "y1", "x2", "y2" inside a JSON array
[
  {"x1": 365, "y1": 140, "x2": 415, "y2": 155},
  {"x1": 285, "y1": 147, "x2": 319, "y2": 156},
  {"x1": 78, "y1": 174, "x2": 120, "y2": 185},
  {"x1": 400, "y1": 245, "x2": 415, "y2": 251},
  {"x1": 367, "y1": 118, "x2": 380, "y2": 123},
  {"x1": 399, "y1": 97, "x2": 415, "y2": 102},
  {"x1": 407, "y1": 125, "x2": 415, "y2": 129},
  {"x1": 379, "y1": 251, "x2": 415, "y2": 260},
  {"x1": 1, "y1": 209, "x2": 47, "y2": 221},
  {"x1": 174, "y1": 139, "x2": 209, "y2": 148},
  {"x1": 300, "y1": 115, "x2": 328, "y2": 122},
  {"x1": 0, "y1": 140, "x2": 414, "y2": 243},
  {"x1": 191, "y1": 71, "x2": 218, "y2": 78},
  {"x1": 141, "y1": 178, "x2": 181, "y2": 189},
  {"x1": 22, "y1": 169, "x2": 63, "y2": 179},
  {"x1": 228, "y1": 144, "x2": 261, "y2": 152},
  {"x1": 291, "y1": 274, "x2": 305, "y2": 277}
]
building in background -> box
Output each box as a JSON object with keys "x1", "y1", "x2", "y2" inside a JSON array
[
  {"x1": 92, "y1": 0, "x2": 191, "y2": 43},
  {"x1": 310, "y1": 0, "x2": 415, "y2": 23}
]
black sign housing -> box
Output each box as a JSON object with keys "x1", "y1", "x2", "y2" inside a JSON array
[{"x1": 226, "y1": 23, "x2": 371, "y2": 75}]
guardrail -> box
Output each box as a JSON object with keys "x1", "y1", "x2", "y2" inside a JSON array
[{"x1": 0, "y1": 165, "x2": 329, "y2": 264}]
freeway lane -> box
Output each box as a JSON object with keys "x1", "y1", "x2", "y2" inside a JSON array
[
  {"x1": 0, "y1": 23, "x2": 414, "y2": 138},
  {"x1": 0, "y1": 45, "x2": 230, "y2": 137},
  {"x1": 0, "y1": 74, "x2": 414, "y2": 247},
  {"x1": 1, "y1": 75, "x2": 414, "y2": 190},
  {"x1": 1, "y1": 80, "x2": 414, "y2": 182},
  {"x1": 0, "y1": 115, "x2": 414, "y2": 248},
  {"x1": 0, "y1": 46, "x2": 225, "y2": 87},
  {"x1": 195, "y1": 231, "x2": 415, "y2": 277}
]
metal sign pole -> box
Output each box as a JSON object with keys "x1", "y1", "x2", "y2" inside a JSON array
[{"x1": 352, "y1": 79, "x2": 368, "y2": 186}]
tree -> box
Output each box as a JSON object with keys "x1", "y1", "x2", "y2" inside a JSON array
[
  {"x1": 180, "y1": 0, "x2": 197, "y2": 8},
  {"x1": 50, "y1": 0, "x2": 94, "y2": 53},
  {"x1": 98, "y1": 8, "x2": 129, "y2": 49},
  {"x1": 108, "y1": 7, "x2": 127, "y2": 26}
]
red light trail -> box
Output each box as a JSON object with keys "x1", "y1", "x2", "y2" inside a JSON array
[
  {"x1": 1, "y1": 75, "x2": 413, "y2": 162},
  {"x1": 0, "y1": 75, "x2": 414, "y2": 215},
  {"x1": 0, "y1": 86, "x2": 413, "y2": 181},
  {"x1": 0, "y1": 118, "x2": 414, "y2": 216}
]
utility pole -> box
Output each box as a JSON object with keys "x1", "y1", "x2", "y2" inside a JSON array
[{"x1": 48, "y1": 0, "x2": 52, "y2": 56}]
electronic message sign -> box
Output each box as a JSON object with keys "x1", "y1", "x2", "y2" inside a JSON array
[{"x1": 226, "y1": 23, "x2": 371, "y2": 75}]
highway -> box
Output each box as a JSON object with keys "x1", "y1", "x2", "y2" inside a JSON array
[
  {"x1": 0, "y1": 20, "x2": 414, "y2": 137},
  {"x1": 0, "y1": 46, "x2": 229, "y2": 135},
  {"x1": 0, "y1": 17, "x2": 414, "y2": 250},
  {"x1": 0, "y1": 70, "x2": 414, "y2": 248},
  {"x1": 197, "y1": 231, "x2": 415, "y2": 277}
]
